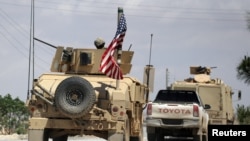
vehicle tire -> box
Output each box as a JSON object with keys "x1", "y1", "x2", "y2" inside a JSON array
[
  {"x1": 156, "y1": 132, "x2": 165, "y2": 141},
  {"x1": 147, "y1": 133, "x2": 156, "y2": 141},
  {"x1": 55, "y1": 76, "x2": 96, "y2": 118},
  {"x1": 193, "y1": 134, "x2": 202, "y2": 141},
  {"x1": 147, "y1": 126, "x2": 156, "y2": 141},
  {"x1": 43, "y1": 129, "x2": 49, "y2": 141},
  {"x1": 202, "y1": 134, "x2": 207, "y2": 141},
  {"x1": 53, "y1": 135, "x2": 68, "y2": 141}
]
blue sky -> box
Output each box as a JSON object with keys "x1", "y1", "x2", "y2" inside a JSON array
[{"x1": 0, "y1": 0, "x2": 250, "y2": 109}]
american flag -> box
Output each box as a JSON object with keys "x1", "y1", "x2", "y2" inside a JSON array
[{"x1": 100, "y1": 13, "x2": 127, "y2": 79}]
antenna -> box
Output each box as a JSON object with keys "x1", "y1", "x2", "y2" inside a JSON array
[
  {"x1": 146, "y1": 34, "x2": 153, "y2": 89},
  {"x1": 148, "y1": 34, "x2": 153, "y2": 66},
  {"x1": 32, "y1": 0, "x2": 35, "y2": 86},
  {"x1": 145, "y1": 33, "x2": 154, "y2": 102},
  {"x1": 27, "y1": 0, "x2": 35, "y2": 101}
]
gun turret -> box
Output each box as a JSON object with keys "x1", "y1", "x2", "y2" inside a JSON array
[
  {"x1": 188, "y1": 66, "x2": 216, "y2": 83},
  {"x1": 34, "y1": 37, "x2": 57, "y2": 49},
  {"x1": 190, "y1": 66, "x2": 217, "y2": 75},
  {"x1": 33, "y1": 38, "x2": 134, "y2": 74},
  {"x1": 34, "y1": 37, "x2": 73, "y2": 64}
]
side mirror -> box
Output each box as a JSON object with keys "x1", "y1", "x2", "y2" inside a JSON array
[{"x1": 204, "y1": 104, "x2": 211, "y2": 109}]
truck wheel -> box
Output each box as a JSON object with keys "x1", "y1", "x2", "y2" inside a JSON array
[
  {"x1": 194, "y1": 134, "x2": 202, "y2": 141},
  {"x1": 147, "y1": 127, "x2": 156, "y2": 141},
  {"x1": 156, "y1": 132, "x2": 165, "y2": 141},
  {"x1": 53, "y1": 135, "x2": 68, "y2": 141},
  {"x1": 202, "y1": 134, "x2": 207, "y2": 141},
  {"x1": 147, "y1": 133, "x2": 156, "y2": 141},
  {"x1": 55, "y1": 76, "x2": 96, "y2": 118},
  {"x1": 43, "y1": 129, "x2": 49, "y2": 141}
]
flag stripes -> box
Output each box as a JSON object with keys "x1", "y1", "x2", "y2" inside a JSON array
[{"x1": 100, "y1": 14, "x2": 127, "y2": 79}]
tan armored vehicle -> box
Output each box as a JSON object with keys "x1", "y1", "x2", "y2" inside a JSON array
[
  {"x1": 170, "y1": 66, "x2": 241, "y2": 125},
  {"x1": 26, "y1": 8, "x2": 154, "y2": 141}
]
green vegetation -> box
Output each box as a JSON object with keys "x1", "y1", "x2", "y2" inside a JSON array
[
  {"x1": 235, "y1": 56, "x2": 250, "y2": 124},
  {"x1": 236, "y1": 55, "x2": 250, "y2": 85},
  {"x1": 234, "y1": 12, "x2": 250, "y2": 125},
  {"x1": 0, "y1": 94, "x2": 29, "y2": 134},
  {"x1": 236, "y1": 104, "x2": 250, "y2": 124}
]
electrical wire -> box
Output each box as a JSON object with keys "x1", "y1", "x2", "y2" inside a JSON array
[{"x1": 0, "y1": 0, "x2": 248, "y2": 22}]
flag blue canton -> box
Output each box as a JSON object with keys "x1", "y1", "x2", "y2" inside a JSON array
[{"x1": 115, "y1": 14, "x2": 127, "y2": 38}]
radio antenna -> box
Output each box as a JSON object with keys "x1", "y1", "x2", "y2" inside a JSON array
[
  {"x1": 148, "y1": 34, "x2": 153, "y2": 66},
  {"x1": 145, "y1": 33, "x2": 154, "y2": 103},
  {"x1": 27, "y1": 0, "x2": 35, "y2": 101}
]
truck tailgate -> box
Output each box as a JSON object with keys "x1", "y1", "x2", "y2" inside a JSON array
[{"x1": 150, "y1": 103, "x2": 195, "y2": 119}]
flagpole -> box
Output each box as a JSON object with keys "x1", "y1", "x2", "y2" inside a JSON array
[{"x1": 116, "y1": 7, "x2": 123, "y2": 90}]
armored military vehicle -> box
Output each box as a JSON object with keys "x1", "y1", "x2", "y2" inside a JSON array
[
  {"x1": 26, "y1": 8, "x2": 154, "y2": 141},
  {"x1": 170, "y1": 66, "x2": 241, "y2": 125}
]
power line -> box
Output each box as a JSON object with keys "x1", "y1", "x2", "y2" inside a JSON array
[
  {"x1": 0, "y1": 26, "x2": 28, "y2": 58},
  {"x1": 0, "y1": 8, "x2": 53, "y2": 63},
  {"x1": 0, "y1": 8, "x2": 29, "y2": 39},
  {"x1": 0, "y1": 1, "x2": 248, "y2": 22},
  {"x1": 0, "y1": 22, "x2": 49, "y2": 71},
  {"x1": 36, "y1": 0, "x2": 250, "y2": 13}
]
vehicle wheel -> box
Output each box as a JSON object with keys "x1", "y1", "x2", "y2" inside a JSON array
[
  {"x1": 43, "y1": 129, "x2": 49, "y2": 141},
  {"x1": 156, "y1": 132, "x2": 165, "y2": 141},
  {"x1": 147, "y1": 126, "x2": 156, "y2": 141},
  {"x1": 55, "y1": 76, "x2": 96, "y2": 118},
  {"x1": 147, "y1": 133, "x2": 156, "y2": 141},
  {"x1": 53, "y1": 135, "x2": 68, "y2": 141},
  {"x1": 202, "y1": 134, "x2": 207, "y2": 141},
  {"x1": 193, "y1": 134, "x2": 202, "y2": 141}
]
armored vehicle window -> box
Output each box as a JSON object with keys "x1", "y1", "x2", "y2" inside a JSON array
[{"x1": 80, "y1": 52, "x2": 92, "y2": 65}]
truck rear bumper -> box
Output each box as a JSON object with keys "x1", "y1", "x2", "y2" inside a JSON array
[
  {"x1": 28, "y1": 117, "x2": 123, "y2": 132},
  {"x1": 146, "y1": 118, "x2": 200, "y2": 128}
]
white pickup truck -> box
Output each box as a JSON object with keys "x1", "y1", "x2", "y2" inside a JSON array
[{"x1": 146, "y1": 90, "x2": 210, "y2": 141}]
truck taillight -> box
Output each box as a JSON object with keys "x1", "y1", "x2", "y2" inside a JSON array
[
  {"x1": 112, "y1": 106, "x2": 119, "y2": 113},
  {"x1": 193, "y1": 104, "x2": 199, "y2": 117},
  {"x1": 111, "y1": 105, "x2": 125, "y2": 118},
  {"x1": 147, "y1": 103, "x2": 152, "y2": 115}
]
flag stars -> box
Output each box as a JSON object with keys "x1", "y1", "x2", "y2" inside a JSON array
[{"x1": 115, "y1": 14, "x2": 127, "y2": 37}]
